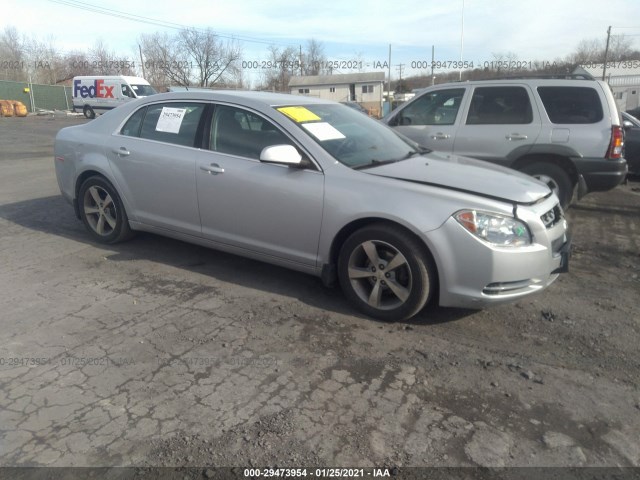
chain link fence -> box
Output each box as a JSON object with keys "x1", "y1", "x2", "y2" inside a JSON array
[{"x1": 0, "y1": 80, "x2": 73, "y2": 113}]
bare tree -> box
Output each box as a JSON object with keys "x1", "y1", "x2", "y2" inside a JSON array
[
  {"x1": 302, "y1": 38, "x2": 328, "y2": 76},
  {"x1": 0, "y1": 26, "x2": 26, "y2": 81},
  {"x1": 22, "y1": 34, "x2": 66, "y2": 84},
  {"x1": 139, "y1": 31, "x2": 190, "y2": 87},
  {"x1": 89, "y1": 39, "x2": 135, "y2": 76},
  {"x1": 567, "y1": 34, "x2": 638, "y2": 64},
  {"x1": 258, "y1": 45, "x2": 298, "y2": 91},
  {"x1": 139, "y1": 28, "x2": 242, "y2": 89},
  {"x1": 179, "y1": 28, "x2": 241, "y2": 87}
]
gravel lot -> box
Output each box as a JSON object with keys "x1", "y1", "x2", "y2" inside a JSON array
[{"x1": 0, "y1": 115, "x2": 639, "y2": 472}]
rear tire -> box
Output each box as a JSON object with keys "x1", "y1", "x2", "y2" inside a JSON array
[
  {"x1": 78, "y1": 176, "x2": 133, "y2": 244},
  {"x1": 337, "y1": 224, "x2": 436, "y2": 321},
  {"x1": 521, "y1": 162, "x2": 573, "y2": 209},
  {"x1": 83, "y1": 105, "x2": 95, "y2": 119}
]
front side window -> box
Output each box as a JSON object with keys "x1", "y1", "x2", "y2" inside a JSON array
[
  {"x1": 397, "y1": 88, "x2": 465, "y2": 126},
  {"x1": 210, "y1": 105, "x2": 295, "y2": 160},
  {"x1": 537, "y1": 86, "x2": 603, "y2": 124},
  {"x1": 128, "y1": 102, "x2": 206, "y2": 147},
  {"x1": 130, "y1": 84, "x2": 157, "y2": 97},
  {"x1": 466, "y1": 86, "x2": 533, "y2": 125},
  {"x1": 121, "y1": 84, "x2": 134, "y2": 98}
]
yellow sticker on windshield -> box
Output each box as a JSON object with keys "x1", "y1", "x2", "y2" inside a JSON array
[{"x1": 277, "y1": 106, "x2": 321, "y2": 123}]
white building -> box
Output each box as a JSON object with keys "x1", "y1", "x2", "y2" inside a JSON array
[
  {"x1": 575, "y1": 63, "x2": 640, "y2": 111},
  {"x1": 289, "y1": 72, "x2": 385, "y2": 117}
]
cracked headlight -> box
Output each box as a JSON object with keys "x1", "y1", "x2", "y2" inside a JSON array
[{"x1": 454, "y1": 210, "x2": 532, "y2": 247}]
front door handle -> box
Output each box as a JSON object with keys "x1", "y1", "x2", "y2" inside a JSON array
[
  {"x1": 430, "y1": 133, "x2": 451, "y2": 140},
  {"x1": 113, "y1": 147, "x2": 130, "y2": 156},
  {"x1": 506, "y1": 134, "x2": 528, "y2": 141},
  {"x1": 200, "y1": 163, "x2": 225, "y2": 175}
]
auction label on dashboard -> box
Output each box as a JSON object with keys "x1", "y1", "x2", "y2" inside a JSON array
[{"x1": 277, "y1": 106, "x2": 321, "y2": 123}]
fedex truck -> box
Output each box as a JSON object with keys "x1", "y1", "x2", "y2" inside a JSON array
[{"x1": 72, "y1": 75, "x2": 157, "y2": 119}]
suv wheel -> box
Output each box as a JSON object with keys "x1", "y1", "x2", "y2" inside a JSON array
[
  {"x1": 521, "y1": 163, "x2": 573, "y2": 209},
  {"x1": 337, "y1": 224, "x2": 435, "y2": 321}
]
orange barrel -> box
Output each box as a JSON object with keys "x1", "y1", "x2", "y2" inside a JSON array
[{"x1": 11, "y1": 100, "x2": 28, "y2": 117}]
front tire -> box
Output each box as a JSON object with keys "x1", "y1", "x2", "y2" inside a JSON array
[
  {"x1": 337, "y1": 224, "x2": 435, "y2": 321},
  {"x1": 521, "y1": 162, "x2": 573, "y2": 209},
  {"x1": 78, "y1": 176, "x2": 132, "y2": 244}
]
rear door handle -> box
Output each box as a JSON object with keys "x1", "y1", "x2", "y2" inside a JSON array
[
  {"x1": 430, "y1": 133, "x2": 451, "y2": 140},
  {"x1": 506, "y1": 134, "x2": 528, "y2": 141},
  {"x1": 113, "y1": 147, "x2": 130, "y2": 156},
  {"x1": 200, "y1": 163, "x2": 225, "y2": 175}
]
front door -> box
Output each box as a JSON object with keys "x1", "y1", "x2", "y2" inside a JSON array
[{"x1": 196, "y1": 104, "x2": 324, "y2": 267}]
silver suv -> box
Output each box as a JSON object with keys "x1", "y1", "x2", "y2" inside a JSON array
[{"x1": 384, "y1": 77, "x2": 628, "y2": 208}]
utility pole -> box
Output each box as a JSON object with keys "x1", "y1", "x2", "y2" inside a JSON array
[
  {"x1": 388, "y1": 44, "x2": 392, "y2": 103},
  {"x1": 396, "y1": 63, "x2": 405, "y2": 92},
  {"x1": 602, "y1": 26, "x2": 612, "y2": 81},
  {"x1": 138, "y1": 44, "x2": 146, "y2": 78},
  {"x1": 459, "y1": 0, "x2": 465, "y2": 81},
  {"x1": 431, "y1": 45, "x2": 435, "y2": 86},
  {"x1": 299, "y1": 45, "x2": 303, "y2": 76}
]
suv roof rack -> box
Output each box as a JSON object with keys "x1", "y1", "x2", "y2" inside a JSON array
[{"x1": 482, "y1": 74, "x2": 595, "y2": 81}]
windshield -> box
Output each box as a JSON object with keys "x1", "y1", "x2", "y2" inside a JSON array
[
  {"x1": 131, "y1": 84, "x2": 157, "y2": 97},
  {"x1": 275, "y1": 103, "x2": 423, "y2": 168}
]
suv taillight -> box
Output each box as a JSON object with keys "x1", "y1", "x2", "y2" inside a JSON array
[{"x1": 606, "y1": 126, "x2": 623, "y2": 159}]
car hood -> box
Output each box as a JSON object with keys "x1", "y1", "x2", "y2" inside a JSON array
[{"x1": 364, "y1": 152, "x2": 551, "y2": 204}]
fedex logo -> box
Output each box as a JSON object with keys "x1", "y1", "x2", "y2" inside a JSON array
[{"x1": 73, "y1": 79, "x2": 115, "y2": 99}]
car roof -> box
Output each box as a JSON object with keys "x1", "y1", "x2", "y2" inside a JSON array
[
  {"x1": 141, "y1": 90, "x2": 332, "y2": 109},
  {"x1": 418, "y1": 78, "x2": 607, "y2": 88}
]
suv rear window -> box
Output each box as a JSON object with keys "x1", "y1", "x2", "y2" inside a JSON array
[{"x1": 537, "y1": 87, "x2": 603, "y2": 124}]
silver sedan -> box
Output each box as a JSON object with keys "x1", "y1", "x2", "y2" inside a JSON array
[{"x1": 54, "y1": 91, "x2": 570, "y2": 321}]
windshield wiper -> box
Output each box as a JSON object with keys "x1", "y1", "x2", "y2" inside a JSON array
[
  {"x1": 399, "y1": 150, "x2": 424, "y2": 160},
  {"x1": 352, "y1": 159, "x2": 399, "y2": 170},
  {"x1": 352, "y1": 146, "x2": 432, "y2": 170}
]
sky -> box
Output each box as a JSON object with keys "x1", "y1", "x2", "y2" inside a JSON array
[{"x1": 2, "y1": 0, "x2": 640, "y2": 86}]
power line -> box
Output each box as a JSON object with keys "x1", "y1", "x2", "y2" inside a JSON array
[{"x1": 47, "y1": 0, "x2": 299, "y2": 47}]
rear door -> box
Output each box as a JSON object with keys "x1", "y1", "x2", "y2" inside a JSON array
[
  {"x1": 107, "y1": 101, "x2": 206, "y2": 235},
  {"x1": 452, "y1": 85, "x2": 541, "y2": 166},
  {"x1": 388, "y1": 87, "x2": 467, "y2": 152}
]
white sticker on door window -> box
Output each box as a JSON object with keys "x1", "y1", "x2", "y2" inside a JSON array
[{"x1": 156, "y1": 107, "x2": 186, "y2": 133}]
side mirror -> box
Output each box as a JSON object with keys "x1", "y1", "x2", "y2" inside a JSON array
[
  {"x1": 399, "y1": 116, "x2": 412, "y2": 126},
  {"x1": 260, "y1": 144, "x2": 302, "y2": 166},
  {"x1": 623, "y1": 120, "x2": 634, "y2": 130}
]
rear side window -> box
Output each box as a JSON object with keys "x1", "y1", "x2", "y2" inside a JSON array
[
  {"x1": 120, "y1": 107, "x2": 146, "y2": 137},
  {"x1": 466, "y1": 87, "x2": 533, "y2": 125},
  {"x1": 135, "y1": 102, "x2": 206, "y2": 147},
  {"x1": 396, "y1": 88, "x2": 465, "y2": 126},
  {"x1": 537, "y1": 87, "x2": 603, "y2": 124}
]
